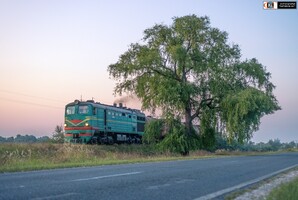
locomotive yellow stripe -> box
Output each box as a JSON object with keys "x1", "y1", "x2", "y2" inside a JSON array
[
  {"x1": 65, "y1": 119, "x2": 88, "y2": 126},
  {"x1": 65, "y1": 117, "x2": 142, "y2": 126},
  {"x1": 65, "y1": 118, "x2": 104, "y2": 126}
]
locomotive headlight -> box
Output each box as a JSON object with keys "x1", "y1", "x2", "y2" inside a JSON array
[
  {"x1": 64, "y1": 123, "x2": 67, "y2": 127},
  {"x1": 85, "y1": 122, "x2": 89, "y2": 127}
]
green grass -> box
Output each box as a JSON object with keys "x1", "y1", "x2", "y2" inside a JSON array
[{"x1": 266, "y1": 177, "x2": 298, "y2": 200}]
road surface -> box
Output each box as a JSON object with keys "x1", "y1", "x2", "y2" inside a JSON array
[{"x1": 0, "y1": 152, "x2": 298, "y2": 200}]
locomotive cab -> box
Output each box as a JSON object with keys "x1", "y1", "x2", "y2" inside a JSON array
[{"x1": 64, "y1": 100, "x2": 95, "y2": 143}]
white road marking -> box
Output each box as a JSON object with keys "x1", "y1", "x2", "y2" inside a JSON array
[
  {"x1": 71, "y1": 171, "x2": 142, "y2": 182},
  {"x1": 31, "y1": 193, "x2": 77, "y2": 200},
  {"x1": 147, "y1": 179, "x2": 195, "y2": 190},
  {"x1": 194, "y1": 164, "x2": 298, "y2": 200},
  {"x1": 147, "y1": 183, "x2": 171, "y2": 190}
]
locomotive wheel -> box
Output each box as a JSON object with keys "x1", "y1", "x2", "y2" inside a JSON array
[
  {"x1": 108, "y1": 136, "x2": 114, "y2": 145},
  {"x1": 90, "y1": 137, "x2": 98, "y2": 145}
]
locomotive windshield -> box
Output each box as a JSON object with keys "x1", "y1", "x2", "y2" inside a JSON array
[
  {"x1": 78, "y1": 105, "x2": 90, "y2": 114},
  {"x1": 66, "y1": 106, "x2": 75, "y2": 115}
]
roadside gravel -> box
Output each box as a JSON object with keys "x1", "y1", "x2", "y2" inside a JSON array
[{"x1": 234, "y1": 169, "x2": 298, "y2": 200}]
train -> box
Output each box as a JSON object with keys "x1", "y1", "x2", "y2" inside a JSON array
[{"x1": 64, "y1": 99, "x2": 146, "y2": 144}]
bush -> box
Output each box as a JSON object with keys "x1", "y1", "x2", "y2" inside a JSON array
[
  {"x1": 143, "y1": 119, "x2": 164, "y2": 144},
  {"x1": 158, "y1": 119, "x2": 200, "y2": 155},
  {"x1": 200, "y1": 127, "x2": 216, "y2": 151},
  {"x1": 51, "y1": 125, "x2": 64, "y2": 143}
]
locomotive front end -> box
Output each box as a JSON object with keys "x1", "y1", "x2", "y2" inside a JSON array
[{"x1": 64, "y1": 100, "x2": 96, "y2": 144}]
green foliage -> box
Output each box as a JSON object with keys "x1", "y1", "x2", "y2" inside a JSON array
[
  {"x1": 143, "y1": 118, "x2": 200, "y2": 154},
  {"x1": 268, "y1": 139, "x2": 282, "y2": 151},
  {"x1": 51, "y1": 125, "x2": 65, "y2": 143},
  {"x1": 143, "y1": 119, "x2": 164, "y2": 144},
  {"x1": 200, "y1": 127, "x2": 216, "y2": 151},
  {"x1": 108, "y1": 15, "x2": 240, "y2": 115},
  {"x1": 221, "y1": 88, "x2": 280, "y2": 142},
  {"x1": 108, "y1": 14, "x2": 280, "y2": 152},
  {"x1": 158, "y1": 119, "x2": 200, "y2": 155},
  {"x1": 199, "y1": 110, "x2": 217, "y2": 151}
]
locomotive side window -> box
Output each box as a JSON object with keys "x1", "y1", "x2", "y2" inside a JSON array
[
  {"x1": 79, "y1": 105, "x2": 89, "y2": 114},
  {"x1": 138, "y1": 117, "x2": 145, "y2": 121},
  {"x1": 66, "y1": 106, "x2": 75, "y2": 115}
]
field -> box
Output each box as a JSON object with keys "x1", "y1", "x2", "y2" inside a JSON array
[{"x1": 0, "y1": 143, "x2": 217, "y2": 172}]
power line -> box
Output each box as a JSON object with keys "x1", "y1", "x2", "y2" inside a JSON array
[
  {"x1": 0, "y1": 97, "x2": 64, "y2": 109},
  {"x1": 0, "y1": 89, "x2": 66, "y2": 103}
]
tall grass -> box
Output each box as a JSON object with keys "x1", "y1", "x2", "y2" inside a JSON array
[
  {"x1": 0, "y1": 143, "x2": 189, "y2": 172},
  {"x1": 0, "y1": 143, "x2": 279, "y2": 173}
]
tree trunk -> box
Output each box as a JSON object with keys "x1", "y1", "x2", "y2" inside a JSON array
[{"x1": 183, "y1": 105, "x2": 192, "y2": 156}]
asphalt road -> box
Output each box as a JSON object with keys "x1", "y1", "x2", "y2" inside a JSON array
[{"x1": 1, "y1": 152, "x2": 298, "y2": 200}]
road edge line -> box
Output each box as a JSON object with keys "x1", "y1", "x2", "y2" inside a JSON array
[{"x1": 194, "y1": 164, "x2": 298, "y2": 200}]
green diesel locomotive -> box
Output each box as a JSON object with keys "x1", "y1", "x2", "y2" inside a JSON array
[{"x1": 64, "y1": 100, "x2": 145, "y2": 144}]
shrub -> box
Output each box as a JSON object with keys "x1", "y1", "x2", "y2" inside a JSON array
[
  {"x1": 143, "y1": 119, "x2": 164, "y2": 144},
  {"x1": 158, "y1": 119, "x2": 200, "y2": 155}
]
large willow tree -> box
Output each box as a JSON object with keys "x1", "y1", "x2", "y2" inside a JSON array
[{"x1": 108, "y1": 15, "x2": 280, "y2": 152}]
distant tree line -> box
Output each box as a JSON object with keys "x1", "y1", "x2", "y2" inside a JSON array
[
  {"x1": 0, "y1": 125, "x2": 65, "y2": 144},
  {"x1": 0, "y1": 134, "x2": 50, "y2": 143},
  {"x1": 214, "y1": 138, "x2": 298, "y2": 152}
]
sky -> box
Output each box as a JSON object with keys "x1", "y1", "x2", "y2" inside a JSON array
[{"x1": 0, "y1": 0, "x2": 297, "y2": 142}]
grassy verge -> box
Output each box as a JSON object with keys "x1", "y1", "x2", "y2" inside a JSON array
[
  {"x1": 266, "y1": 177, "x2": 298, "y2": 200},
  {"x1": 0, "y1": 143, "x2": 296, "y2": 173},
  {"x1": 0, "y1": 143, "x2": 214, "y2": 172}
]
